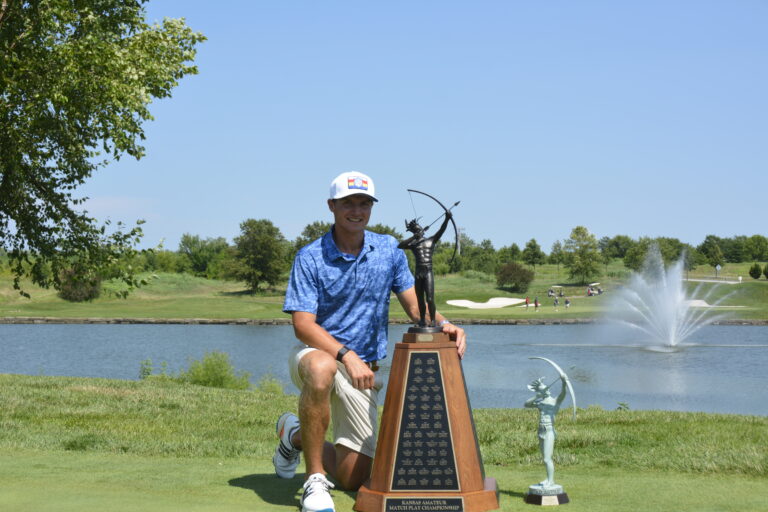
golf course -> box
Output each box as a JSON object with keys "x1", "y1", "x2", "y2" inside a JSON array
[{"x1": 2, "y1": 262, "x2": 767, "y2": 511}]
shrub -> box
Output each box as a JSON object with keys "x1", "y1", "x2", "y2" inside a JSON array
[
  {"x1": 257, "y1": 374, "x2": 285, "y2": 395},
  {"x1": 764, "y1": 263, "x2": 768, "y2": 280},
  {"x1": 57, "y1": 267, "x2": 102, "y2": 302},
  {"x1": 139, "y1": 352, "x2": 250, "y2": 390},
  {"x1": 496, "y1": 262, "x2": 535, "y2": 293},
  {"x1": 146, "y1": 250, "x2": 191, "y2": 273},
  {"x1": 749, "y1": 263, "x2": 763, "y2": 280},
  {"x1": 177, "y1": 351, "x2": 251, "y2": 390}
]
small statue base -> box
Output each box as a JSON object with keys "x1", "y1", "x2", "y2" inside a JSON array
[
  {"x1": 524, "y1": 485, "x2": 569, "y2": 506},
  {"x1": 407, "y1": 325, "x2": 444, "y2": 334}
]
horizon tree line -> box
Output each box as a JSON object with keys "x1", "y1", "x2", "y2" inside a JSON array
[
  {"x1": 3, "y1": 220, "x2": 767, "y2": 300},
  {"x1": 94, "y1": 223, "x2": 768, "y2": 288}
]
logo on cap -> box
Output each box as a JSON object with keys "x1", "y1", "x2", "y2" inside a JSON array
[{"x1": 347, "y1": 177, "x2": 369, "y2": 191}]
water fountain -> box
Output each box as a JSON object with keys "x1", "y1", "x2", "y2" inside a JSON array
[{"x1": 610, "y1": 245, "x2": 727, "y2": 350}]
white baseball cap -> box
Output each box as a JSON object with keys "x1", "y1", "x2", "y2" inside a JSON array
[{"x1": 329, "y1": 172, "x2": 378, "y2": 201}]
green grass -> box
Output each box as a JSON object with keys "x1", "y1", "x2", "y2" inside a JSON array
[
  {"x1": 2, "y1": 452, "x2": 766, "y2": 512},
  {"x1": 0, "y1": 374, "x2": 766, "y2": 511},
  {"x1": 2, "y1": 260, "x2": 768, "y2": 321},
  {"x1": 0, "y1": 272, "x2": 288, "y2": 320}
]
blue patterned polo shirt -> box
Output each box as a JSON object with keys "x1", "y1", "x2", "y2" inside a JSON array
[{"x1": 283, "y1": 228, "x2": 415, "y2": 362}]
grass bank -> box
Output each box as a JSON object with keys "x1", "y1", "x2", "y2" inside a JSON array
[
  {"x1": 1, "y1": 374, "x2": 766, "y2": 511},
  {"x1": 2, "y1": 260, "x2": 768, "y2": 321}
]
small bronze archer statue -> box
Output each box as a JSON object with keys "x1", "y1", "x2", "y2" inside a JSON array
[{"x1": 398, "y1": 211, "x2": 453, "y2": 330}]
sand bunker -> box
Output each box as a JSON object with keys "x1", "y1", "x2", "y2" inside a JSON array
[{"x1": 446, "y1": 297, "x2": 525, "y2": 309}]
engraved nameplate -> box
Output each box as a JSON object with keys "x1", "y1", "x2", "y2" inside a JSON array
[{"x1": 385, "y1": 497, "x2": 464, "y2": 512}]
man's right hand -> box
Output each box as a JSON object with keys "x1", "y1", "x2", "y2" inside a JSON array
[{"x1": 341, "y1": 350, "x2": 376, "y2": 390}]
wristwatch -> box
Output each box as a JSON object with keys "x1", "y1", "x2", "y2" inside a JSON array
[{"x1": 336, "y1": 345, "x2": 350, "y2": 362}]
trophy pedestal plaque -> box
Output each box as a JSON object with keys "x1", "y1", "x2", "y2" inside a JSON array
[
  {"x1": 354, "y1": 332, "x2": 499, "y2": 512},
  {"x1": 524, "y1": 484, "x2": 569, "y2": 506}
]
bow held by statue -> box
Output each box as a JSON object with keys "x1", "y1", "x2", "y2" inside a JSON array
[{"x1": 406, "y1": 189, "x2": 461, "y2": 265}]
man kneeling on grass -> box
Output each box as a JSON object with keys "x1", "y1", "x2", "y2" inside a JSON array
[{"x1": 273, "y1": 172, "x2": 466, "y2": 512}]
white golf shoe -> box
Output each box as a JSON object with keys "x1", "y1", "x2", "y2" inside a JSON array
[
  {"x1": 272, "y1": 412, "x2": 301, "y2": 479},
  {"x1": 300, "y1": 473, "x2": 335, "y2": 512}
]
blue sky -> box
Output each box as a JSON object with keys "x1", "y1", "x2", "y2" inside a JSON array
[{"x1": 79, "y1": 1, "x2": 767, "y2": 253}]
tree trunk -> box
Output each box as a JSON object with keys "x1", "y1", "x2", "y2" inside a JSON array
[{"x1": 0, "y1": 0, "x2": 10, "y2": 28}]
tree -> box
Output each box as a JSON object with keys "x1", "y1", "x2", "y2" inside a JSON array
[
  {"x1": 563, "y1": 226, "x2": 600, "y2": 284},
  {"x1": 447, "y1": 231, "x2": 477, "y2": 274},
  {"x1": 654, "y1": 237, "x2": 685, "y2": 263},
  {"x1": 624, "y1": 236, "x2": 688, "y2": 271},
  {"x1": 549, "y1": 240, "x2": 565, "y2": 274},
  {"x1": 207, "y1": 246, "x2": 246, "y2": 281},
  {"x1": 721, "y1": 235, "x2": 748, "y2": 263},
  {"x1": 681, "y1": 244, "x2": 699, "y2": 280},
  {"x1": 623, "y1": 237, "x2": 651, "y2": 271},
  {"x1": 697, "y1": 235, "x2": 723, "y2": 262},
  {"x1": 234, "y1": 219, "x2": 288, "y2": 291},
  {"x1": 749, "y1": 262, "x2": 762, "y2": 280},
  {"x1": 367, "y1": 223, "x2": 402, "y2": 240},
  {"x1": 597, "y1": 236, "x2": 614, "y2": 274},
  {"x1": 744, "y1": 235, "x2": 768, "y2": 262},
  {"x1": 1, "y1": 1, "x2": 204, "y2": 295},
  {"x1": 294, "y1": 221, "x2": 332, "y2": 252},
  {"x1": 465, "y1": 239, "x2": 498, "y2": 275},
  {"x1": 522, "y1": 238, "x2": 546, "y2": 270},
  {"x1": 497, "y1": 243, "x2": 521, "y2": 264},
  {"x1": 708, "y1": 244, "x2": 725, "y2": 275},
  {"x1": 178, "y1": 234, "x2": 228, "y2": 277},
  {"x1": 605, "y1": 235, "x2": 635, "y2": 259}
]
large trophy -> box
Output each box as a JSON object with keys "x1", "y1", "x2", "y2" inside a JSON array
[{"x1": 355, "y1": 191, "x2": 499, "y2": 512}]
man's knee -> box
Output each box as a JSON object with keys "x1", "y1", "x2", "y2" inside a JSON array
[{"x1": 299, "y1": 351, "x2": 337, "y2": 393}]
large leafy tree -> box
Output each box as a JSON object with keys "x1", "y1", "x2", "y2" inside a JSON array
[
  {"x1": 744, "y1": 234, "x2": 768, "y2": 262},
  {"x1": 234, "y1": 219, "x2": 288, "y2": 292},
  {"x1": 178, "y1": 234, "x2": 228, "y2": 277},
  {"x1": 294, "y1": 221, "x2": 332, "y2": 252},
  {"x1": 497, "y1": 243, "x2": 521, "y2": 265},
  {"x1": 0, "y1": 0, "x2": 204, "y2": 295},
  {"x1": 522, "y1": 238, "x2": 546, "y2": 270},
  {"x1": 563, "y1": 226, "x2": 600, "y2": 284}
]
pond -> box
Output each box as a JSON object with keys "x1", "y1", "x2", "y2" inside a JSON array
[{"x1": 1, "y1": 324, "x2": 766, "y2": 415}]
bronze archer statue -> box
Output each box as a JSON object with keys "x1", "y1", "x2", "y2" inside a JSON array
[{"x1": 398, "y1": 211, "x2": 453, "y2": 329}]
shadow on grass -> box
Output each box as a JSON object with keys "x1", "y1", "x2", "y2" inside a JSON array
[
  {"x1": 217, "y1": 288, "x2": 285, "y2": 298},
  {"x1": 499, "y1": 487, "x2": 526, "y2": 499},
  {"x1": 218, "y1": 290, "x2": 256, "y2": 297},
  {"x1": 229, "y1": 474, "x2": 361, "y2": 507},
  {"x1": 229, "y1": 473, "x2": 301, "y2": 507}
]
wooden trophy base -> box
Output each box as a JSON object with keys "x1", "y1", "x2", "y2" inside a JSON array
[
  {"x1": 356, "y1": 477, "x2": 499, "y2": 512},
  {"x1": 354, "y1": 331, "x2": 499, "y2": 512}
]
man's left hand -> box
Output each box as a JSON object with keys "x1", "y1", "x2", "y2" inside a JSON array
[{"x1": 442, "y1": 322, "x2": 466, "y2": 359}]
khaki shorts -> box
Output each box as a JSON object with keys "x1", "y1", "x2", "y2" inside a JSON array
[{"x1": 289, "y1": 344, "x2": 383, "y2": 458}]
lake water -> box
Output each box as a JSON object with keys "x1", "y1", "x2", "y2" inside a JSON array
[{"x1": 1, "y1": 324, "x2": 766, "y2": 415}]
